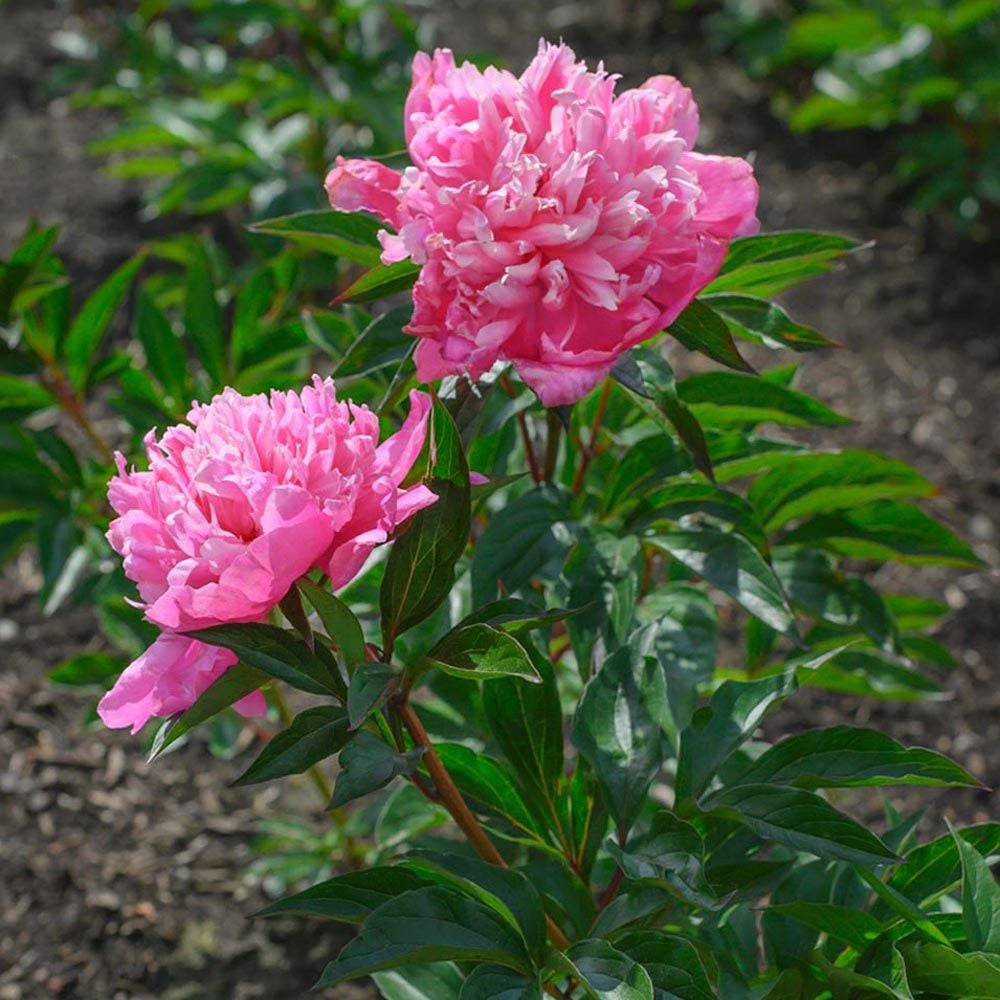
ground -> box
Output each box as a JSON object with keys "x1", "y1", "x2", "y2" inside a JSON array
[{"x1": 1, "y1": 1, "x2": 997, "y2": 997}]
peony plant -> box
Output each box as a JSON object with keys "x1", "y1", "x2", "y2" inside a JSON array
[{"x1": 4, "y1": 37, "x2": 998, "y2": 999}]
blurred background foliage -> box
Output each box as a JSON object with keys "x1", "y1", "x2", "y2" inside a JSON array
[{"x1": 680, "y1": 0, "x2": 1000, "y2": 224}]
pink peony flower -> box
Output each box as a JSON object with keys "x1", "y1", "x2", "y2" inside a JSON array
[
  {"x1": 98, "y1": 635, "x2": 267, "y2": 735},
  {"x1": 326, "y1": 41, "x2": 759, "y2": 406},
  {"x1": 99, "y1": 377, "x2": 435, "y2": 732}
]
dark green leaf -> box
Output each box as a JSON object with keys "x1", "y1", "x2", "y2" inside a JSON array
[
  {"x1": 703, "y1": 293, "x2": 837, "y2": 352},
  {"x1": 0, "y1": 376, "x2": 56, "y2": 420},
  {"x1": 676, "y1": 672, "x2": 797, "y2": 801},
  {"x1": 189, "y1": 623, "x2": 342, "y2": 696},
  {"x1": 258, "y1": 866, "x2": 431, "y2": 922},
  {"x1": 297, "y1": 578, "x2": 366, "y2": 669},
  {"x1": 705, "y1": 784, "x2": 899, "y2": 866},
  {"x1": 182, "y1": 242, "x2": 226, "y2": 385},
  {"x1": 950, "y1": 820, "x2": 1000, "y2": 953},
  {"x1": 48, "y1": 652, "x2": 121, "y2": 688},
  {"x1": 456, "y1": 598, "x2": 580, "y2": 635},
  {"x1": 460, "y1": 966, "x2": 541, "y2": 1000},
  {"x1": 765, "y1": 902, "x2": 883, "y2": 952},
  {"x1": 647, "y1": 528, "x2": 795, "y2": 633},
  {"x1": 330, "y1": 731, "x2": 425, "y2": 808},
  {"x1": 572, "y1": 644, "x2": 667, "y2": 830},
  {"x1": 427, "y1": 624, "x2": 540, "y2": 683},
  {"x1": 677, "y1": 372, "x2": 850, "y2": 429},
  {"x1": 707, "y1": 231, "x2": 859, "y2": 296},
  {"x1": 316, "y1": 886, "x2": 534, "y2": 986},
  {"x1": 335, "y1": 260, "x2": 421, "y2": 303},
  {"x1": 615, "y1": 931, "x2": 715, "y2": 1000},
  {"x1": 566, "y1": 940, "x2": 654, "y2": 1000},
  {"x1": 63, "y1": 253, "x2": 144, "y2": 391},
  {"x1": 779, "y1": 501, "x2": 981, "y2": 567},
  {"x1": 471, "y1": 486, "x2": 574, "y2": 607},
  {"x1": 233, "y1": 705, "x2": 349, "y2": 786},
  {"x1": 347, "y1": 662, "x2": 397, "y2": 730},
  {"x1": 375, "y1": 963, "x2": 465, "y2": 1000},
  {"x1": 332, "y1": 307, "x2": 413, "y2": 378},
  {"x1": 899, "y1": 942, "x2": 1000, "y2": 998},
  {"x1": 134, "y1": 290, "x2": 187, "y2": 403},
  {"x1": 749, "y1": 452, "x2": 934, "y2": 532},
  {"x1": 381, "y1": 399, "x2": 471, "y2": 647},
  {"x1": 667, "y1": 299, "x2": 754, "y2": 372},
  {"x1": 248, "y1": 209, "x2": 385, "y2": 265},
  {"x1": 434, "y1": 744, "x2": 547, "y2": 841},
  {"x1": 482, "y1": 639, "x2": 564, "y2": 813},
  {"x1": 149, "y1": 663, "x2": 269, "y2": 759},
  {"x1": 728, "y1": 726, "x2": 978, "y2": 789}
]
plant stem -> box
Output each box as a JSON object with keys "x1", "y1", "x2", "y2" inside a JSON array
[
  {"x1": 395, "y1": 698, "x2": 571, "y2": 951},
  {"x1": 570, "y1": 379, "x2": 612, "y2": 495},
  {"x1": 543, "y1": 409, "x2": 562, "y2": 482},
  {"x1": 500, "y1": 373, "x2": 542, "y2": 483}
]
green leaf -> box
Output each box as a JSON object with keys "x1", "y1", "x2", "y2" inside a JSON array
[
  {"x1": 0, "y1": 224, "x2": 59, "y2": 324},
  {"x1": 779, "y1": 501, "x2": 981, "y2": 567},
  {"x1": 482, "y1": 639, "x2": 564, "y2": 814},
  {"x1": 426, "y1": 624, "x2": 541, "y2": 682},
  {"x1": 47, "y1": 652, "x2": 121, "y2": 688},
  {"x1": 189, "y1": 623, "x2": 343, "y2": 696},
  {"x1": 702, "y1": 293, "x2": 837, "y2": 352},
  {"x1": 63, "y1": 252, "x2": 144, "y2": 391},
  {"x1": 676, "y1": 672, "x2": 797, "y2": 801},
  {"x1": 796, "y1": 648, "x2": 940, "y2": 701},
  {"x1": 330, "y1": 731, "x2": 425, "y2": 808},
  {"x1": 402, "y1": 852, "x2": 546, "y2": 963},
  {"x1": 335, "y1": 260, "x2": 421, "y2": 304},
  {"x1": 456, "y1": 598, "x2": 581, "y2": 635},
  {"x1": 630, "y1": 350, "x2": 714, "y2": 480},
  {"x1": 765, "y1": 902, "x2": 883, "y2": 952},
  {"x1": 182, "y1": 241, "x2": 226, "y2": 385},
  {"x1": 376, "y1": 963, "x2": 464, "y2": 1000},
  {"x1": 614, "y1": 931, "x2": 715, "y2": 1000},
  {"x1": 460, "y1": 966, "x2": 541, "y2": 1000},
  {"x1": 749, "y1": 452, "x2": 934, "y2": 532},
  {"x1": 638, "y1": 585, "x2": 718, "y2": 736},
  {"x1": 647, "y1": 528, "x2": 795, "y2": 633},
  {"x1": 859, "y1": 867, "x2": 959, "y2": 947},
  {"x1": 471, "y1": 486, "x2": 574, "y2": 607},
  {"x1": 434, "y1": 744, "x2": 547, "y2": 840},
  {"x1": 381, "y1": 398, "x2": 471, "y2": 648},
  {"x1": 705, "y1": 784, "x2": 900, "y2": 866},
  {"x1": 316, "y1": 886, "x2": 534, "y2": 986},
  {"x1": 347, "y1": 662, "x2": 398, "y2": 730},
  {"x1": 248, "y1": 208, "x2": 385, "y2": 265},
  {"x1": 899, "y1": 943, "x2": 1000, "y2": 998},
  {"x1": 572, "y1": 644, "x2": 667, "y2": 830},
  {"x1": 667, "y1": 299, "x2": 754, "y2": 373},
  {"x1": 297, "y1": 577, "x2": 366, "y2": 669},
  {"x1": 677, "y1": 372, "x2": 850, "y2": 429},
  {"x1": 950, "y1": 820, "x2": 1000, "y2": 953},
  {"x1": 728, "y1": 726, "x2": 978, "y2": 789},
  {"x1": 258, "y1": 867, "x2": 431, "y2": 922},
  {"x1": 608, "y1": 811, "x2": 717, "y2": 908},
  {"x1": 233, "y1": 705, "x2": 349, "y2": 786},
  {"x1": 332, "y1": 306, "x2": 413, "y2": 378},
  {"x1": 0, "y1": 376, "x2": 56, "y2": 420},
  {"x1": 149, "y1": 663, "x2": 269, "y2": 759},
  {"x1": 566, "y1": 940, "x2": 654, "y2": 1000},
  {"x1": 134, "y1": 290, "x2": 187, "y2": 403},
  {"x1": 707, "y1": 231, "x2": 859, "y2": 296}
]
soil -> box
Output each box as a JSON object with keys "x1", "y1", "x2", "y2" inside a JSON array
[{"x1": 1, "y1": 1, "x2": 997, "y2": 998}]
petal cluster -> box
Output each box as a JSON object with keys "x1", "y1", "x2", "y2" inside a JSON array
[
  {"x1": 326, "y1": 41, "x2": 759, "y2": 406},
  {"x1": 99, "y1": 378, "x2": 434, "y2": 732}
]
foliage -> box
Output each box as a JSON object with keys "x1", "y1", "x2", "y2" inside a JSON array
[
  {"x1": 5, "y1": 13, "x2": 996, "y2": 997},
  {"x1": 51, "y1": 0, "x2": 417, "y2": 219},
  {"x1": 691, "y1": 0, "x2": 1000, "y2": 222}
]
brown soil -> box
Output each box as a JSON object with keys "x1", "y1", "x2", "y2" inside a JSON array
[{"x1": 2, "y1": 1, "x2": 997, "y2": 998}]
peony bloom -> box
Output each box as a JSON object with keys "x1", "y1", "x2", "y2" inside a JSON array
[
  {"x1": 97, "y1": 635, "x2": 267, "y2": 735},
  {"x1": 98, "y1": 377, "x2": 435, "y2": 732},
  {"x1": 326, "y1": 41, "x2": 759, "y2": 406}
]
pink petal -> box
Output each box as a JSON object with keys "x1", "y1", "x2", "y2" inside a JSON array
[{"x1": 374, "y1": 390, "x2": 432, "y2": 485}]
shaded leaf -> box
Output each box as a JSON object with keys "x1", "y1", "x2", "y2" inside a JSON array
[
  {"x1": 330, "y1": 731, "x2": 426, "y2": 808},
  {"x1": 234, "y1": 706, "x2": 349, "y2": 785}
]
